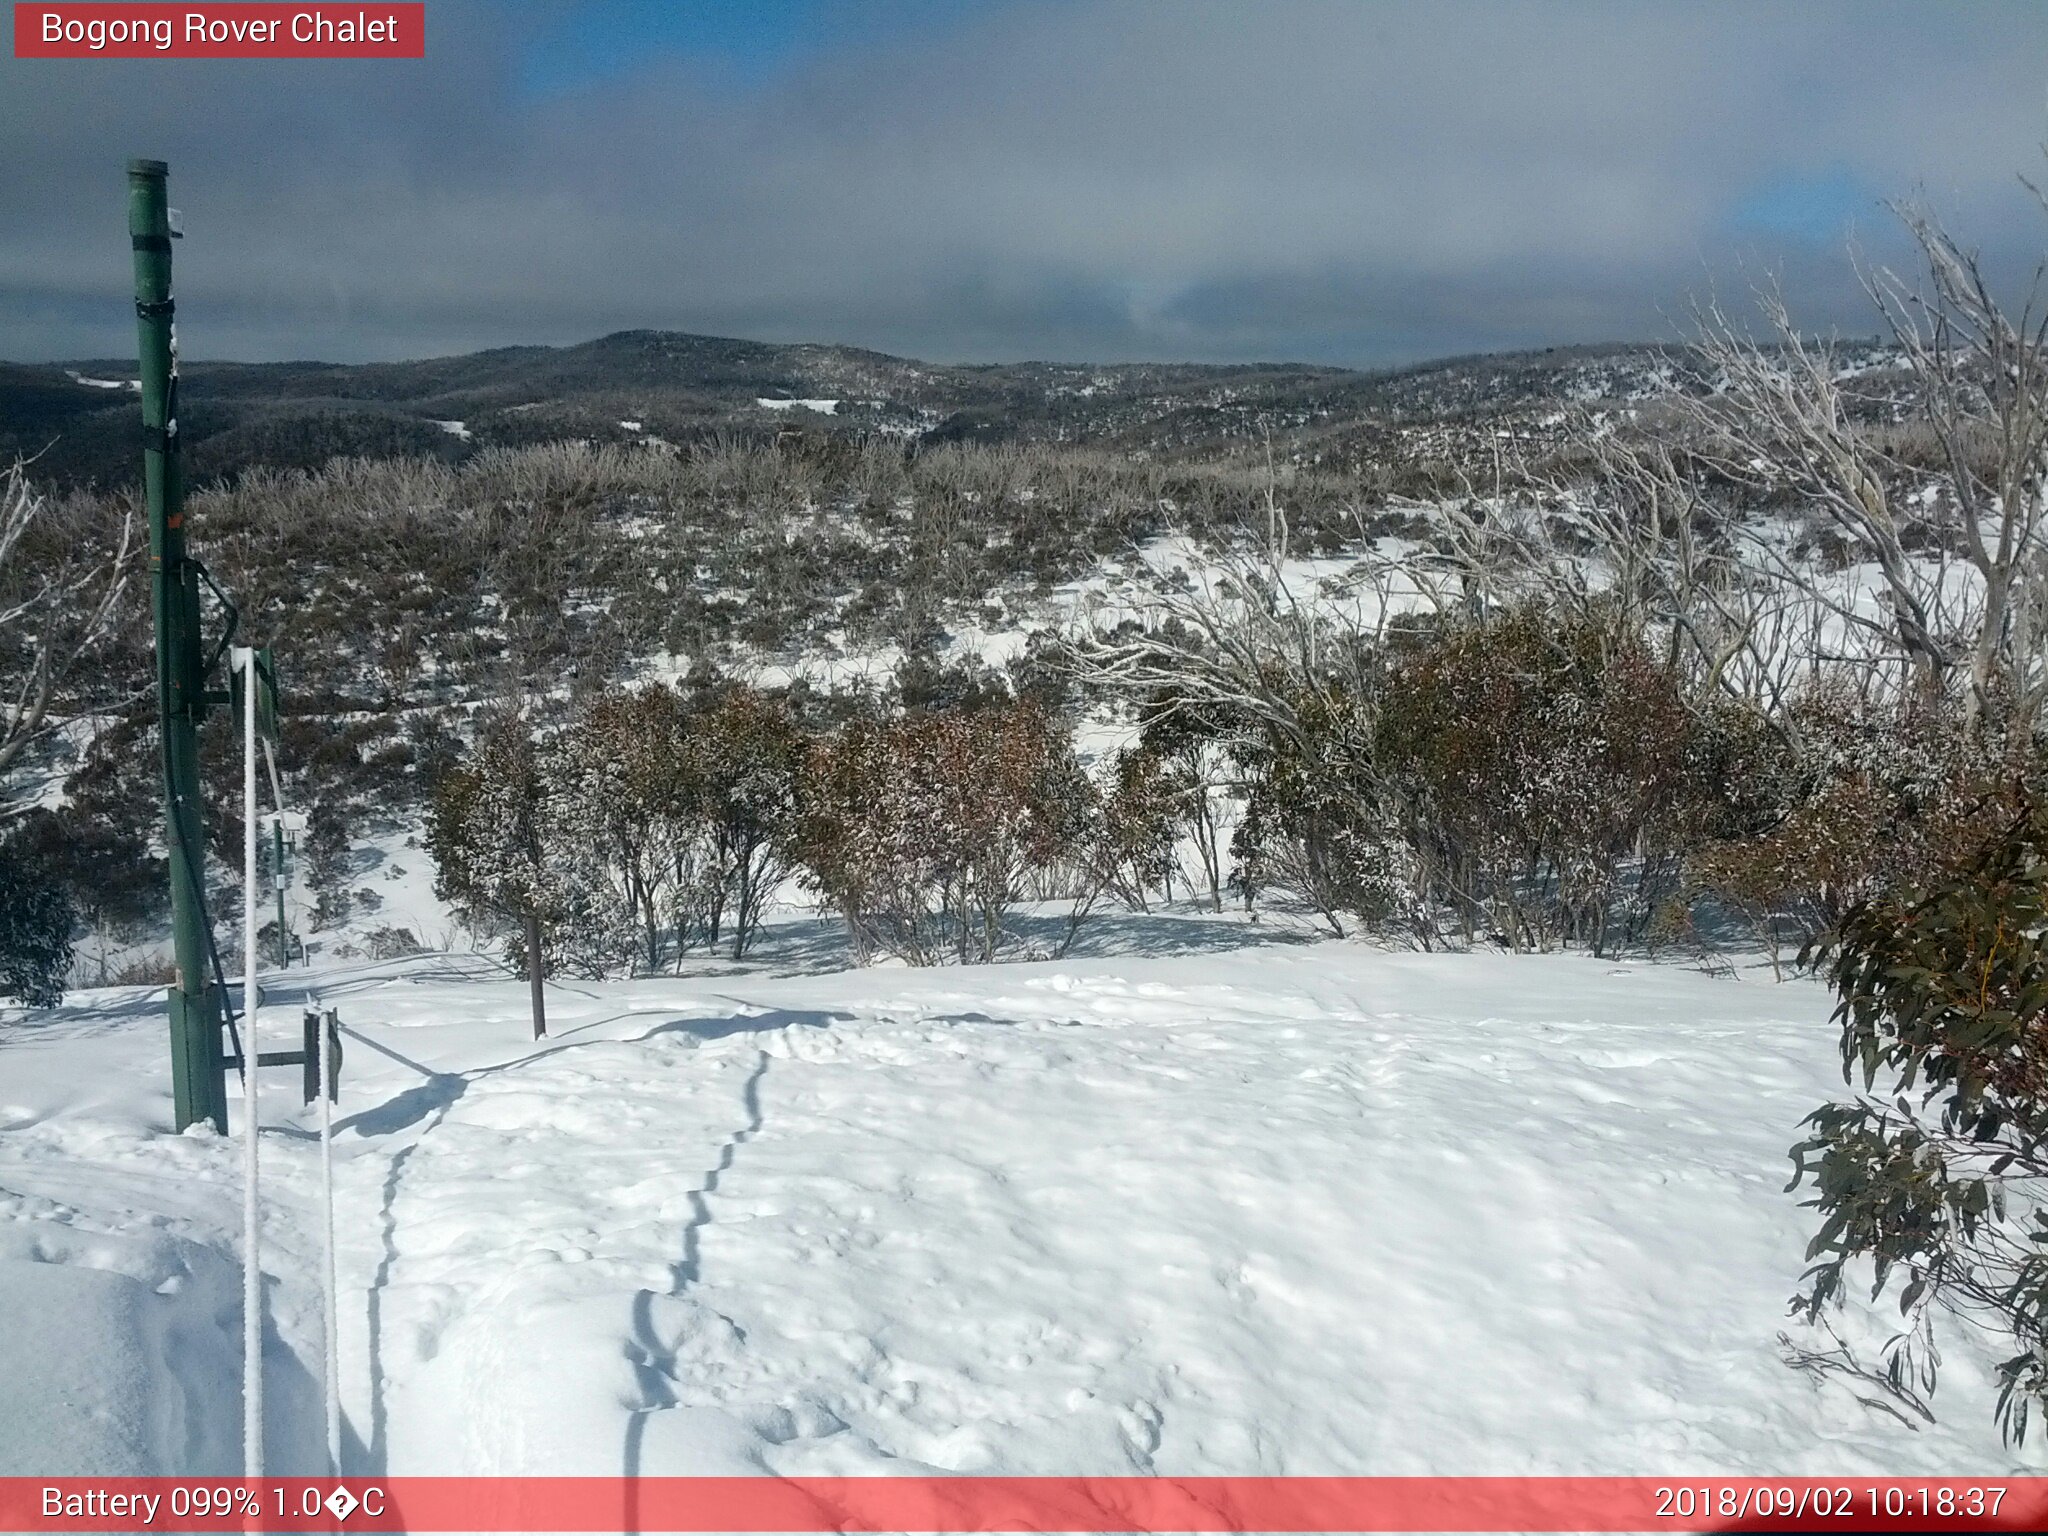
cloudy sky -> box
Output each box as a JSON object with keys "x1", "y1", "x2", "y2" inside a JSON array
[{"x1": 4, "y1": 0, "x2": 2047, "y2": 367}]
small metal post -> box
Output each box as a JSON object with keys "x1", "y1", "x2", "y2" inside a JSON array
[
  {"x1": 274, "y1": 819, "x2": 290, "y2": 965},
  {"x1": 318, "y1": 1005, "x2": 340, "y2": 1473},
  {"x1": 238, "y1": 646, "x2": 262, "y2": 1480},
  {"x1": 301, "y1": 1010, "x2": 320, "y2": 1105}
]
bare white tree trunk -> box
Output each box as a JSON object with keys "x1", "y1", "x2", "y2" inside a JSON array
[
  {"x1": 0, "y1": 460, "x2": 134, "y2": 795},
  {"x1": 1664, "y1": 191, "x2": 2048, "y2": 735}
]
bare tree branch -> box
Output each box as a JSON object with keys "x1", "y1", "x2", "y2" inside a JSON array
[{"x1": 0, "y1": 459, "x2": 135, "y2": 799}]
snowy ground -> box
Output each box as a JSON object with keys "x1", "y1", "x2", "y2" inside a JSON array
[{"x1": 3, "y1": 917, "x2": 2042, "y2": 1478}]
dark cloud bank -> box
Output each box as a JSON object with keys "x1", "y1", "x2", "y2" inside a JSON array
[{"x1": 3, "y1": 0, "x2": 2046, "y2": 367}]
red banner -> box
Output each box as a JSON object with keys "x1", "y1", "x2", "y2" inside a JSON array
[
  {"x1": 12, "y1": 4, "x2": 424, "y2": 58},
  {"x1": 3, "y1": 1477, "x2": 2046, "y2": 1533}
]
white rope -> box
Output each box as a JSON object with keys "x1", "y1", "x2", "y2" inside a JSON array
[
  {"x1": 239, "y1": 647, "x2": 263, "y2": 1479},
  {"x1": 238, "y1": 651, "x2": 341, "y2": 1477},
  {"x1": 319, "y1": 1007, "x2": 341, "y2": 1473}
]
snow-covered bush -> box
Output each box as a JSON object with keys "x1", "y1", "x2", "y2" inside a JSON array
[
  {"x1": 427, "y1": 681, "x2": 811, "y2": 985},
  {"x1": 1084, "y1": 745, "x2": 1182, "y2": 913},
  {"x1": 428, "y1": 709, "x2": 635, "y2": 997},
  {"x1": 0, "y1": 826, "x2": 73, "y2": 1008},
  {"x1": 303, "y1": 798, "x2": 354, "y2": 932},
  {"x1": 365, "y1": 924, "x2": 423, "y2": 960},
  {"x1": 1230, "y1": 685, "x2": 1416, "y2": 940}
]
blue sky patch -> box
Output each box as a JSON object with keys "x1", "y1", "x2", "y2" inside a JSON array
[
  {"x1": 513, "y1": 0, "x2": 966, "y2": 98},
  {"x1": 1727, "y1": 165, "x2": 1881, "y2": 244}
]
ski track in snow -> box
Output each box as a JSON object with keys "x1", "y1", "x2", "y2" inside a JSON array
[{"x1": 3, "y1": 936, "x2": 2044, "y2": 1477}]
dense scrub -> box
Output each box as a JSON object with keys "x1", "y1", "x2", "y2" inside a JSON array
[
  {"x1": 7, "y1": 434, "x2": 1417, "y2": 962},
  {"x1": 9, "y1": 413, "x2": 2031, "y2": 978}
]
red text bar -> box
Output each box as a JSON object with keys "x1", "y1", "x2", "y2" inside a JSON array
[
  {"x1": 13, "y1": 4, "x2": 424, "y2": 59},
  {"x1": 4, "y1": 1477, "x2": 2046, "y2": 1532}
]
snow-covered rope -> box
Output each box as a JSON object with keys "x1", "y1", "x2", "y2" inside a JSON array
[
  {"x1": 238, "y1": 651, "x2": 341, "y2": 1475},
  {"x1": 319, "y1": 1004, "x2": 340, "y2": 1473},
  {"x1": 239, "y1": 647, "x2": 263, "y2": 1479}
]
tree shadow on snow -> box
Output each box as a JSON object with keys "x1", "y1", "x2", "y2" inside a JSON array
[
  {"x1": 1010, "y1": 907, "x2": 1320, "y2": 960},
  {"x1": 1, "y1": 986, "x2": 173, "y2": 1044},
  {"x1": 702, "y1": 905, "x2": 1321, "y2": 979}
]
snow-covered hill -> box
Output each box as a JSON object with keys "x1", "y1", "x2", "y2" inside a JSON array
[{"x1": 3, "y1": 921, "x2": 2039, "y2": 1477}]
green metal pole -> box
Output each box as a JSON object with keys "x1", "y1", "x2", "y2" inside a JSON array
[{"x1": 131, "y1": 159, "x2": 226, "y2": 1134}]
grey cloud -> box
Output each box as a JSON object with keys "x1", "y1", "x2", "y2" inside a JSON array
[{"x1": 2, "y1": 0, "x2": 2045, "y2": 365}]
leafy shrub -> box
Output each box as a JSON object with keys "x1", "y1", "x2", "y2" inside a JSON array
[
  {"x1": 1086, "y1": 746, "x2": 1183, "y2": 913},
  {"x1": 7, "y1": 802, "x2": 162, "y2": 947},
  {"x1": 1375, "y1": 606, "x2": 1708, "y2": 951},
  {"x1": 1694, "y1": 687, "x2": 2032, "y2": 962},
  {"x1": 1788, "y1": 783, "x2": 2048, "y2": 1442},
  {"x1": 1232, "y1": 686, "x2": 1413, "y2": 939},
  {"x1": 432, "y1": 683, "x2": 811, "y2": 978},
  {"x1": 797, "y1": 700, "x2": 1089, "y2": 964},
  {"x1": 1137, "y1": 698, "x2": 1234, "y2": 912},
  {"x1": 680, "y1": 686, "x2": 806, "y2": 959},
  {"x1": 304, "y1": 799, "x2": 355, "y2": 932},
  {"x1": 543, "y1": 684, "x2": 705, "y2": 971}
]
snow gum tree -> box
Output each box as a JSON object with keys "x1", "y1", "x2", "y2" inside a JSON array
[
  {"x1": 684, "y1": 686, "x2": 805, "y2": 961},
  {"x1": 546, "y1": 684, "x2": 701, "y2": 971},
  {"x1": 1680, "y1": 194, "x2": 2048, "y2": 737},
  {"x1": 428, "y1": 709, "x2": 624, "y2": 1036},
  {"x1": 0, "y1": 460, "x2": 131, "y2": 788}
]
